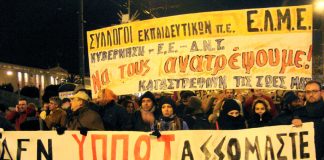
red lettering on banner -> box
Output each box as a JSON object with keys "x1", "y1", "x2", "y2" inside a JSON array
[
  {"x1": 91, "y1": 134, "x2": 107, "y2": 160},
  {"x1": 179, "y1": 55, "x2": 189, "y2": 72},
  {"x1": 242, "y1": 51, "x2": 254, "y2": 74},
  {"x1": 119, "y1": 60, "x2": 151, "y2": 79},
  {"x1": 164, "y1": 57, "x2": 177, "y2": 73},
  {"x1": 280, "y1": 49, "x2": 294, "y2": 73},
  {"x1": 157, "y1": 135, "x2": 175, "y2": 160},
  {"x1": 189, "y1": 56, "x2": 203, "y2": 72},
  {"x1": 91, "y1": 71, "x2": 101, "y2": 94},
  {"x1": 134, "y1": 135, "x2": 150, "y2": 160},
  {"x1": 111, "y1": 135, "x2": 129, "y2": 160},
  {"x1": 268, "y1": 49, "x2": 280, "y2": 66},
  {"x1": 295, "y1": 50, "x2": 306, "y2": 68},
  {"x1": 256, "y1": 49, "x2": 268, "y2": 67},
  {"x1": 205, "y1": 55, "x2": 215, "y2": 71},
  {"x1": 228, "y1": 53, "x2": 240, "y2": 69},
  {"x1": 212, "y1": 55, "x2": 227, "y2": 75},
  {"x1": 72, "y1": 134, "x2": 86, "y2": 160}
]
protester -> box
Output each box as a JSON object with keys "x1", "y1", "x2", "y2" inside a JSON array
[
  {"x1": 131, "y1": 91, "x2": 160, "y2": 131},
  {"x1": 42, "y1": 97, "x2": 67, "y2": 130},
  {"x1": 96, "y1": 88, "x2": 132, "y2": 130},
  {"x1": 271, "y1": 91, "x2": 301, "y2": 125},
  {"x1": 245, "y1": 89, "x2": 277, "y2": 118},
  {"x1": 121, "y1": 99, "x2": 136, "y2": 114},
  {"x1": 247, "y1": 98, "x2": 272, "y2": 128},
  {"x1": 20, "y1": 103, "x2": 40, "y2": 130},
  {"x1": 217, "y1": 99, "x2": 246, "y2": 130},
  {"x1": 292, "y1": 80, "x2": 324, "y2": 160},
  {"x1": 0, "y1": 103, "x2": 15, "y2": 131},
  {"x1": 154, "y1": 97, "x2": 188, "y2": 131},
  {"x1": 183, "y1": 96, "x2": 211, "y2": 129},
  {"x1": 175, "y1": 90, "x2": 195, "y2": 118},
  {"x1": 6, "y1": 98, "x2": 30, "y2": 130},
  {"x1": 66, "y1": 91, "x2": 104, "y2": 131}
]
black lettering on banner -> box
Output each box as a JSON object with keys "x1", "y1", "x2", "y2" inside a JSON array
[
  {"x1": 227, "y1": 138, "x2": 240, "y2": 160},
  {"x1": 17, "y1": 139, "x2": 29, "y2": 160},
  {"x1": 247, "y1": 10, "x2": 259, "y2": 32},
  {"x1": 181, "y1": 140, "x2": 194, "y2": 160},
  {"x1": 264, "y1": 10, "x2": 274, "y2": 31},
  {"x1": 300, "y1": 131, "x2": 310, "y2": 158},
  {"x1": 0, "y1": 139, "x2": 13, "y2": 160},
  {"x1": 276, "y1": 133, "x2": 288, "y2": 160},
  {"x1": 214, "y1": 137, "x2": 226, "y2": 160},
  {"x1": 277, "y1": 9, "x2": 291, "y2": 30},
  {"x1": 289, "y1": 132, "x2": 297, "y2": 159},
  {"x1": 297, "y1": 8, "x2": 307, "y2": 30},
  {"x1": 200, "y1": 135, "x2": 212, "y2": 160},
  {"x1": 245, "y1": 137, "x2": 261, "y2": 160},
  {"x1": 264, "y1": 136, "x2": 275, "y2": 160},
  {"x1": 37, "y1": 139, "x2": 52, "y2": 160}
]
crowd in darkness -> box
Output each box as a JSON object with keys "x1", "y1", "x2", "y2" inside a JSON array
[{"x1": 1, "y1": 80, "x2": 324, "y2": 159}]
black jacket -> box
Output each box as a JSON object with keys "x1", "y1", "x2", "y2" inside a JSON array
[{"x1": 100, "y1": 101, "x2": 132, "y2": 131}]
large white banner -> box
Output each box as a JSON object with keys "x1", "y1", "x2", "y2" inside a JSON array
[
  {"x1": 87, "y1": 5, "x2": 312, "y2": 98},
  {"x1": 0, "y1": 123, "x2": 315, "y2": 160}
]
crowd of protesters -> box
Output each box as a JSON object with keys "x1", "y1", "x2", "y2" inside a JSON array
[{"x1": 1, "y1": 80, "x2": 324, "y2": 159}]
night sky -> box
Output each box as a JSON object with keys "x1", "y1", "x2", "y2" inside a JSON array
[{"x1": 0, "y1": 0, "x2": 311, "y2": 75}]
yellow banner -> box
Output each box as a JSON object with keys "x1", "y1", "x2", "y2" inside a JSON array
[{"x1": 87, "y1": 5, "x2": 312, "y2": 97}]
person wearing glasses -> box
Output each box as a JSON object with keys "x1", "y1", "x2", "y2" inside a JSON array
[{"x1": 292, "y1": 80, "x2": 324, "y2": 160}]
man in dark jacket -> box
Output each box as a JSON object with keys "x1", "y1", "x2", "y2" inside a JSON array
[
  {"x1": 66, "y1": 91, "x2": 104, "y2": 131},
  {"x1": 292, "y1": 80, "x2": 324, "y2": 160},
  {"x1": 132, "y1": 91, "x2": 160, "y2": 131},
  {"x1": 96, "y1": 88, "x2": 131, "y2": 130}
]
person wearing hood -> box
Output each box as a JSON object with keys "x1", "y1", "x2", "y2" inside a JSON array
[
  {"x1": 271, "y1": 91, "x2": 301, "y2": 125},
  {"x1": 247, "y1": 98, "x2": 272, "y2": 128},
  {"x1": 96, "y1": 88, "x2": 132, "y2": 131},
  {"x1": 154, "y1": 97, "x2": 188, "y2": 131},
  {"x1": 131, "y1": 91, "x2": 161, "y2": 131},
  {"x1": 217, "y1": 99, "x2": 246, "y2": 130}
]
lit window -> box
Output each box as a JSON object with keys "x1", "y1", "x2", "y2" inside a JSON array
[
  {"x1": 6, "y1": 71, "x2": 13, "y2": 76},
  {"x1": 24, "y1": 73, "x2": 28, "y2": 84},
  {"x1": 18, "y1": 72, "x2": 22, "y2": 82},
  {"x1": 36, "y1": 74, "x2": 39, "y2": 87},
  {"x1": 50, "y1": 76, "x2": 54, "y2": 84},
  {"x1": 41, "y1": 75, "x2": 45, "y2": 89}
]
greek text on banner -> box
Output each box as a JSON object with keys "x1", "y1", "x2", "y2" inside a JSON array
[{"x1": 86, "y1": 5, "x2": 312, "y2": 97}]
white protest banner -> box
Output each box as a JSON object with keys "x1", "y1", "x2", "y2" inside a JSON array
[
  {"x1": 87, "y1": 5, "x2": 312, "y2": 98},
  {"x1": 0, "y1": 123, "x2": 315, "y2": 160}
]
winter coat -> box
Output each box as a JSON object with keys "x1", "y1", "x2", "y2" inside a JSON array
[
  {"x1": 66, "y1": 107, "x2": 104, "y2": 130},
  {"x1": 248, "y1": 112, "x2": 272, "y2": 128},
  {"x1": 100, "y1": 101, "x2": 132, "y2": 130},
  {"x1": 155, "y1": 115, "x2": 189, "y2": 131},
  {"x1": 44, "y1": 107, "x2": 67, "y2": 129}
]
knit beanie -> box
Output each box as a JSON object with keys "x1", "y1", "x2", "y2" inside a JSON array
[
  {"x1": 139, "y1": 91, "x2": 157, "y2": 106},
  {"x1": 222, "y1": 99, "x2": 241, "y2": 114},
  {"x1": 159, "y1": 97, "x2": 176, "y2": 110}
]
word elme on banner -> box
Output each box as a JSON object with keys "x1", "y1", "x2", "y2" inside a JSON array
[
  {"x1": 0, "y1": 123, "x2": 316, "y2": 160},
  {"x1": 87, "y1": 5, "x2": 312, "y2": 97}
]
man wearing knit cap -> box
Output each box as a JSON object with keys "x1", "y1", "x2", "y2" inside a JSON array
[
  {"x1": 131, "y1": 91, "x2": 161, "y2": 131},
  {"x1": 66, "y1": 91, "x2": 104, "y2": 130}
]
